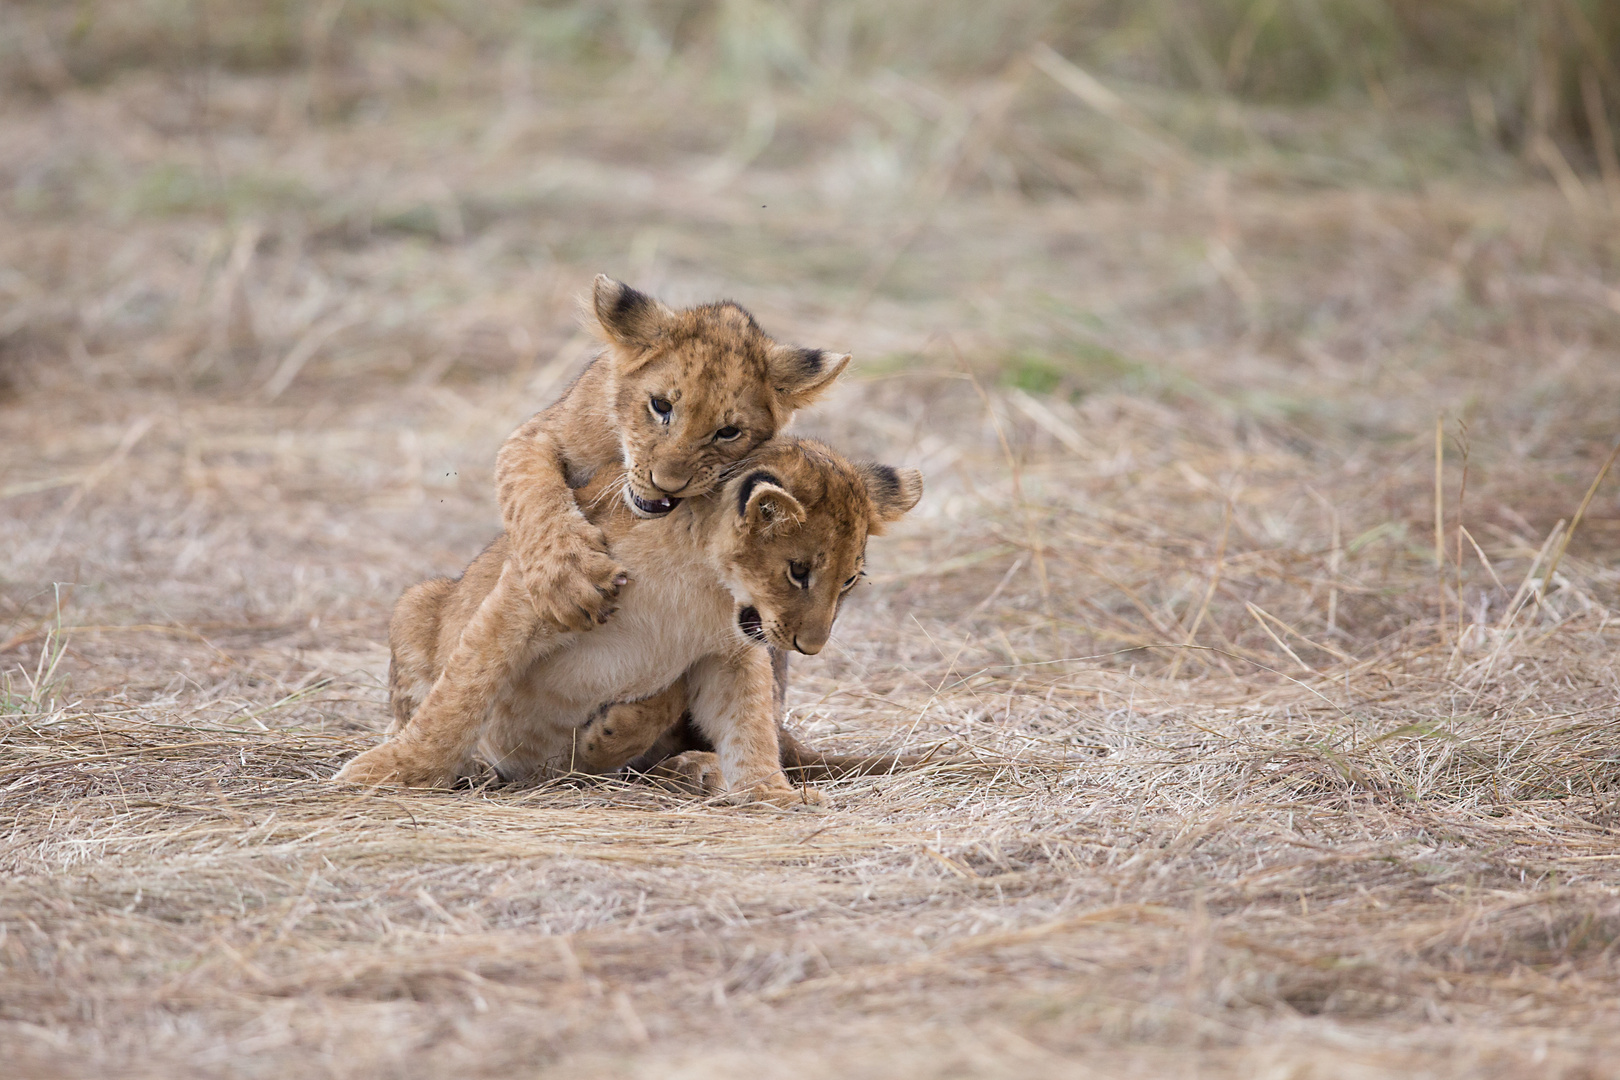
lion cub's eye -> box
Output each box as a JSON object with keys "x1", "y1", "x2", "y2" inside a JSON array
[
  {"x1": 649, "y1": 396, "x2": 673, "y2": 420},
  {"x1": 714, "y1": 425, "x2": 742, "y2": 441},
  {"x1": 842, "y1": 572, "x2": 860, "y2": 590},
  {"x1": 788, "y1": 561, "x2": 811, "y2": 588}
]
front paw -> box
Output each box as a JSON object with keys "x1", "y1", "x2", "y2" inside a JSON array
[
  {"x1": 724, "y1": 780, "x2": 827, "y2": 810},
  {"x1": 522, "y1": 530, "x2": 628, "y2": 633},
  {"x1": 334, "y1": 742, "x2": 458, "y2": 789}
]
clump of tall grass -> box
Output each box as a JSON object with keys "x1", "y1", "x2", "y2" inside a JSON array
[{"x1": 1, "y1": 590, "x2": 70, "y2": 722}]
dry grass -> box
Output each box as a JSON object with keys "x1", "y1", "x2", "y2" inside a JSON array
[{"x1": 3, "y1": 5, "x2": 1620, "y2": 1078}]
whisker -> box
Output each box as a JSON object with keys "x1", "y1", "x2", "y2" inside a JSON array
[{"x1": 584, "y1": 473, "x2": 631, "y2": 512}]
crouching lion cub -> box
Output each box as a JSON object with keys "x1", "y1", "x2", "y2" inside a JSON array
[{"x1": 336, "y1": 437, "x2": 922, "y2": 805}]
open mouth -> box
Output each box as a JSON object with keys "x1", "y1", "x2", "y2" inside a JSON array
[
  {"x1": 629, "y1": 491, "x2": 682, "y2": 517},
  {"x1": 736, "y1": 606, "x2": 767, "y2": 643}
]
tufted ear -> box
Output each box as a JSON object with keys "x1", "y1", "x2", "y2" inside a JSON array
[
  {"x1": 735, "y1": 469, "x2": 807, "y2": 533},
  {"x1": 593, "y1": 275, "x2": 675, "y2": 355},
  {"x1": 767, "y1": 345, "x2": 850, "y2": 410},
  {"x1": 857, "y1": 463, "x2": 923, "y2": 530}
]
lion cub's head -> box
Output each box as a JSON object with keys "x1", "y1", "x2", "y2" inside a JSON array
[
  {"x1": 711, "y1": 438, "x2": 923, "y2": 656},
  {"x1": 591, "y1": 275, "x2": 850, "y2": 519}
]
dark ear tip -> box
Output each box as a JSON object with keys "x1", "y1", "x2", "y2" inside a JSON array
[
  {"x1": 594, "y1": 277, "x2": 663, "y2": 344},
  {"x1": 769, "y1": 346, "x2": 850, "y2": 399},
  {"x1": 862, "y1": 462, "x2": 923, "y2": 519},
  {"x1": 735, "y1": 469, "x2": 786, "y2": 520}
]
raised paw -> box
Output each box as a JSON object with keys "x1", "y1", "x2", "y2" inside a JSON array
[
  {"x1": 644, "y1": 750, "x2": 724, "y2": 796},
  {"x1": 522, "y1": 526, "x2": 629, "y2": 633},
  {"x1": 333, "y1": 741, "x2": 459, "y2": 789}
]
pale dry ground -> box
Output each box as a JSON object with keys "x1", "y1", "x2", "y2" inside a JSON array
[{"x1": 4, "y1": 36, "x2": 1620, "y2": 1080}]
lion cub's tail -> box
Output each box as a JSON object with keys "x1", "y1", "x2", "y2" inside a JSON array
[{"x1": 776, "y1": 727, "x2": 956, "y2": 781}]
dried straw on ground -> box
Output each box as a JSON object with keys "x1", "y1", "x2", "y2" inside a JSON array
[{"x1": 2, "y1": 6, "x2": 1619, "y2": 1078}]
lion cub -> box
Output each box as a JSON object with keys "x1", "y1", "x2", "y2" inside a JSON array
[
  {"x1": 334, "y1": 277, "x2": 846, "y2": 788},
  {"x1": 497, "y1": 275, "x2": 848, "y2": 632},
  {"x1": 339, "y1": 438, "x2": 922, "y2": 804}
]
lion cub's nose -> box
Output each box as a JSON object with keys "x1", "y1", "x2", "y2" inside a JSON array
[
  {"x1": 792, "y1": 630, "x2": 828, "y2": 655},
  {"x1": 649, "y1": 465, "x2": 693, "y2": 494}
]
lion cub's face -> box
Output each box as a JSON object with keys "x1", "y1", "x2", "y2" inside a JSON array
[
  {"x1": 715, "y1": 440, "x2": 923, "y2": 656},
  {"x1": 591, "y1": 276, "x2": 850, "y2": 519}
]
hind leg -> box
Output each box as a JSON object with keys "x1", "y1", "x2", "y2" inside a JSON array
[
  {"x1": 386, "y1": 577, "x2": 455, "y2": 734},
  {"x1": 337, "y1": 560, "x2": 563, "y2": 787}
]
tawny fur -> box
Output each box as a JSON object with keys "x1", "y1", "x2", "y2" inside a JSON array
[{"x1": 336, "y1": 438, "x2": 922, "y2": 807}]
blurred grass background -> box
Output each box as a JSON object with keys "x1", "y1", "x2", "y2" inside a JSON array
[
  {"x1": 4, "y1": 0, "x2": 1619, "y2": 212},
  {"x1": 5, "y1": 0, "x2": 1618, "y2": 166},
  {"x1": 6, "y1": 1, "x2": 1620, "y2": 386}
]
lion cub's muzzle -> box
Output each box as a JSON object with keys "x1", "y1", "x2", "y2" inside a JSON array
[
  {"x1": 623, "y1": 486, "x2": 681, "y2": 518},
  {"x1": 735, "y1": 606, "x2": 828, "y2": 655}
]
